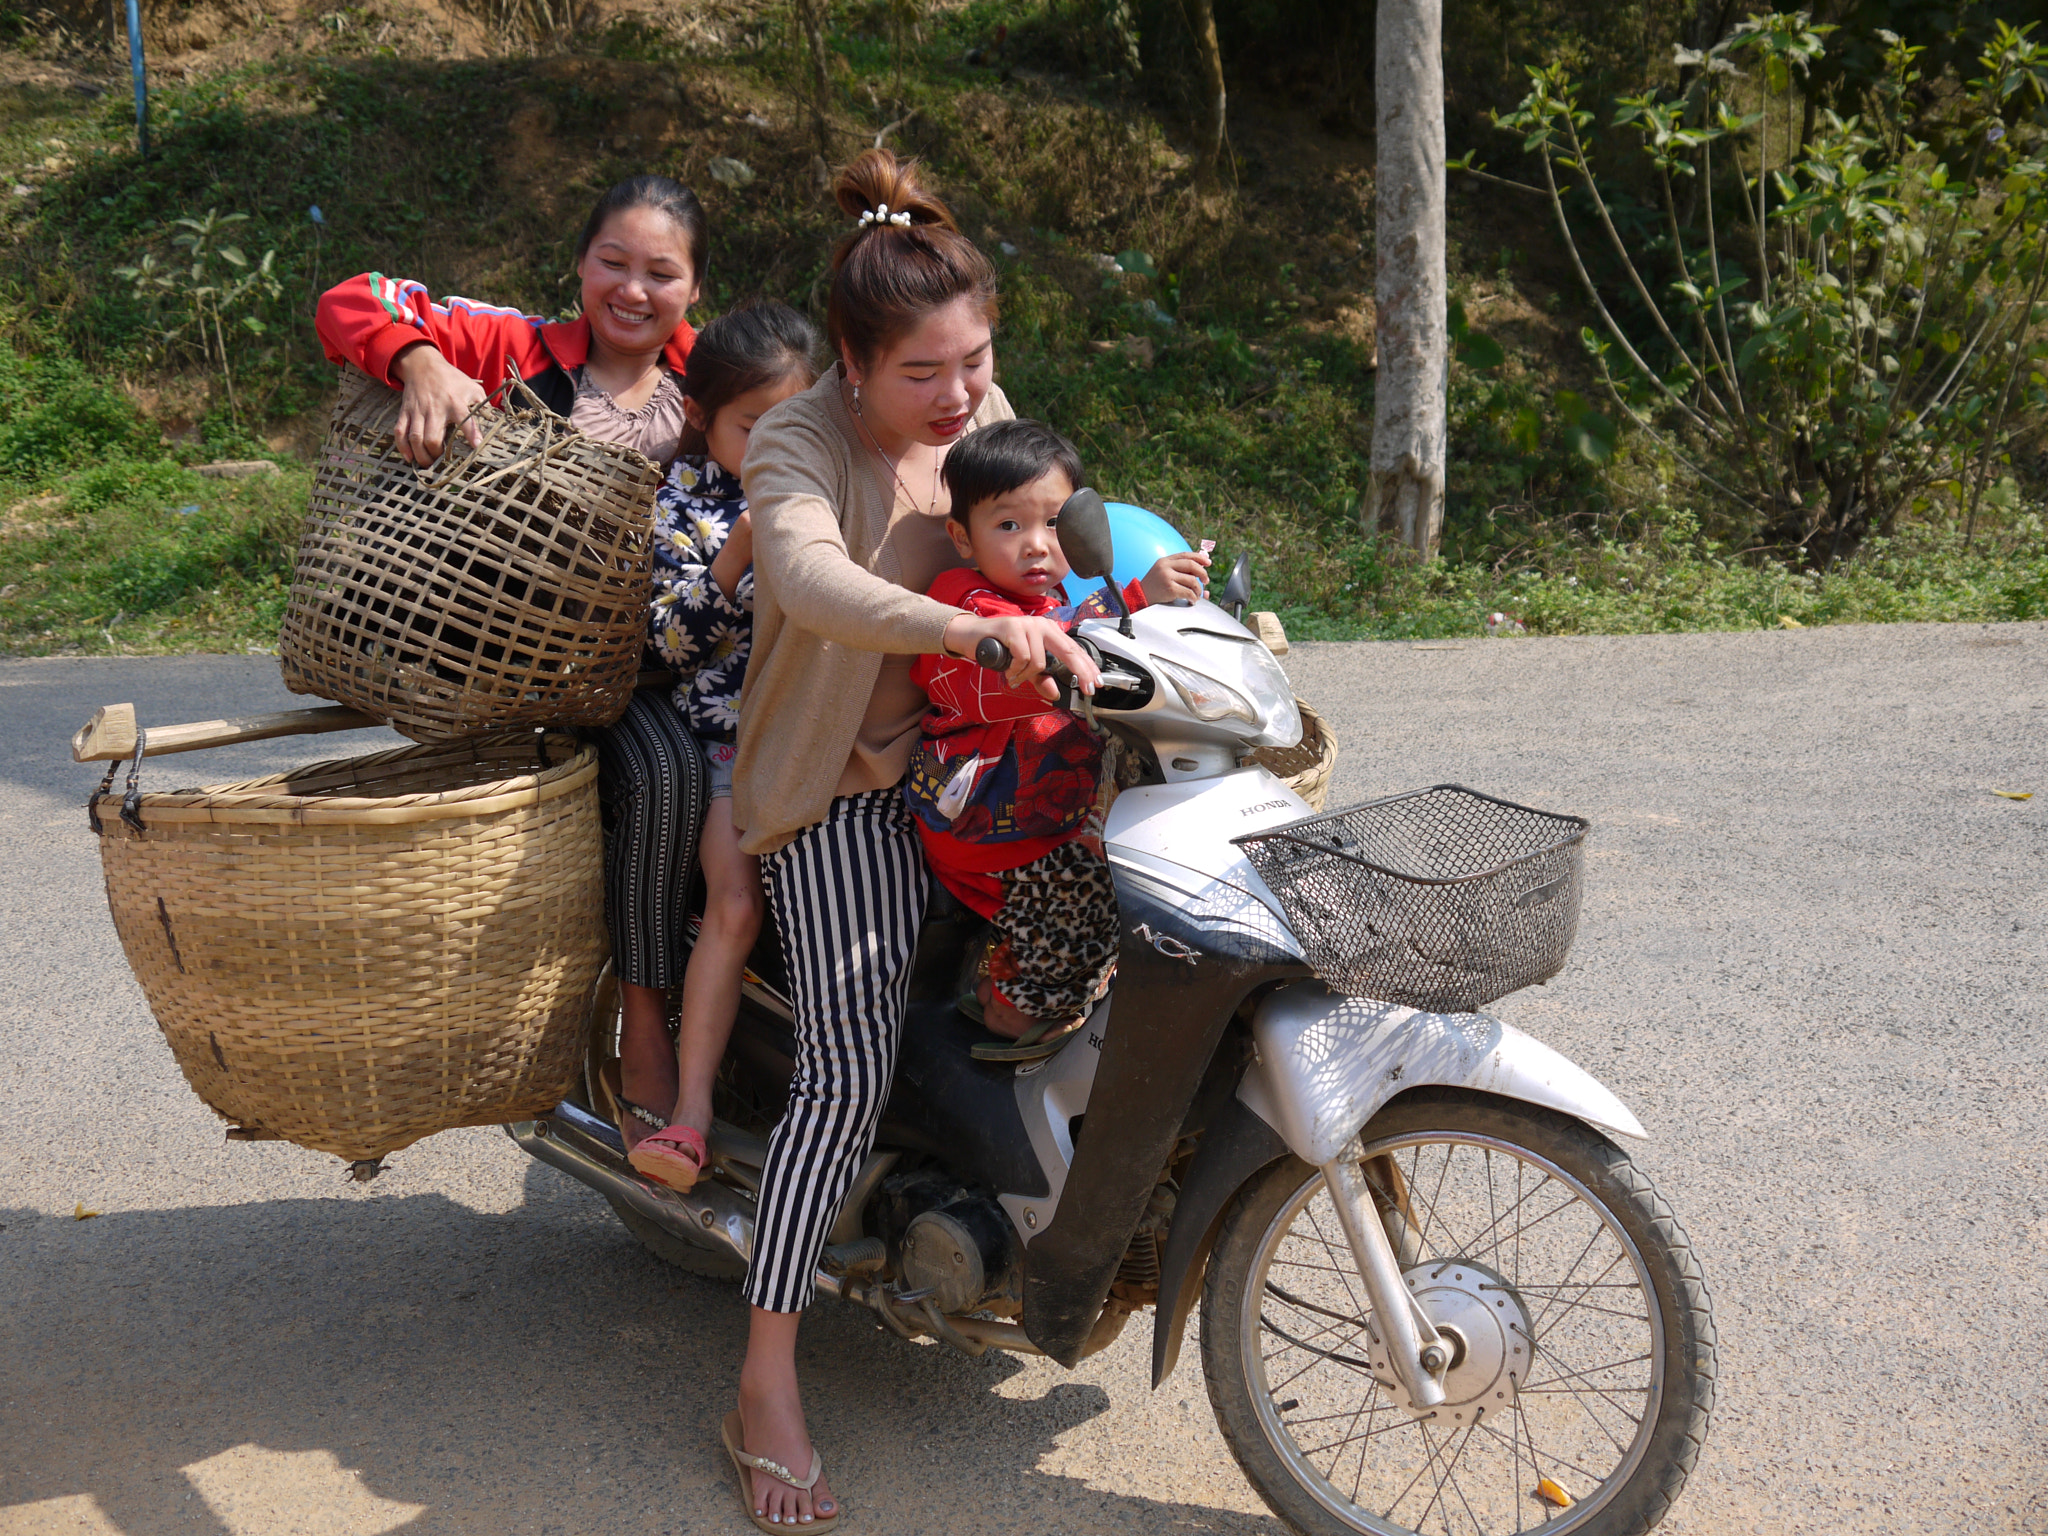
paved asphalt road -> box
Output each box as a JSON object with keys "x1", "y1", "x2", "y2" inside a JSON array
[{"x1": 2, "y1": 624, "x2": 2043, "y2": 1536}]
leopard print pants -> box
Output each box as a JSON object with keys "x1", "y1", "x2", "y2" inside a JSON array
[{"x1": 987, "y1": 834, "x2": 1120, "y2": 1023}]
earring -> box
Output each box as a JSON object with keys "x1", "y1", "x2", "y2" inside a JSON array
[{"x1": 851, "y1": 380, "x2": 863, "y2": 415}]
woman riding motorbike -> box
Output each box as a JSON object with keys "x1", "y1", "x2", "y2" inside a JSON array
[
  {"x1": 314, "y1": 175, "x2": 712, "y2": 1156},
  {"x1": 718, "y1": 149, "x2": 1098, "y2": 1528}
]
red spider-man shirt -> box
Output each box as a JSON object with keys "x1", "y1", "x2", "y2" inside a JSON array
[{"x1": 907, "y1": 566, "x2": 1149, "y2": 917}]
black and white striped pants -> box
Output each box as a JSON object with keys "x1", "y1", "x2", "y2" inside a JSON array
[
  {"x1": 745, "y1": 789, "x2": 929, "y2": 1313},
  {"x1": 594, "y1": 690, "x2": 709, "y2": 991}
]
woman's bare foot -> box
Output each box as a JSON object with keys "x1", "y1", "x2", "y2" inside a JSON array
[
  {"x1": 616, "y1": 980, "x2": 677, "y2": 1153},
  {"x1": 737, "y1": 1351, "x2": 837, "y2": 1525}
]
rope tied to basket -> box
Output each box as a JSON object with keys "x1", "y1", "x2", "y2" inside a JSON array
[
  {"x1": 119, "y1": 727, "x2": 149, "y2": 834},
  {"x1": 280, "y1": 363, "x2": 663, "y2": 742},
  {"x1": 89, "y1": 728, "x2": 150, "y2": 836},
  {"x1": 410, "y1": 368, "x2": 568, "y2": 503}
]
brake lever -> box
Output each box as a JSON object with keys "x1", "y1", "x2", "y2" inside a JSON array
[
  {"x1": 1037, "y1": 655, "x2": 1080, "y2": 718},
  {"x1": 972, "y1": 637, "x2": 1093, "y2": 724}
]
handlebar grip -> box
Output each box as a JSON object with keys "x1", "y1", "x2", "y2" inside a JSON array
[{"x1": 974, "y1": 637, "x2": 1013, "y2": 671}]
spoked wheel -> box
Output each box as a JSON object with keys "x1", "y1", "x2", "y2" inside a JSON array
[{"x1": 1201, "y1": 1089, "x2": 1715, "y2": 1536}]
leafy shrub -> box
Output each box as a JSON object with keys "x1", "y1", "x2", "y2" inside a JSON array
[
  {"x1": 100, "y1": 507, "x2": 288, "y2": 610},
  {"x1": 67, "y1": 455, "x2": 204, "y2": 514},
  {"x1": 1488, "y1": 16, "x2": 2048, "y2": 564},
  {"x1": 0, "y1": 349, "x2": 147, "y2": 472}
]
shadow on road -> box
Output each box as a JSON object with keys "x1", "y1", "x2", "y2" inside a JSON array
[{"x1": 0, "y1": 1157, "x2": 1274, "y2": 1536}]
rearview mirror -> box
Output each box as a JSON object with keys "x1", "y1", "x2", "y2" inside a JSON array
[
  {"x1": 1056, "y1": 487, "x2": 1115, "y2": 580},
  {"x1": 1220, "y1": 552, "x2": 1252, "y2": 621}
]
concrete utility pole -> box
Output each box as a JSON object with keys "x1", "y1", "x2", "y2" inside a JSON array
[{"x1": 1367, "y1": 0, "x2": 1447, "y2": 558}]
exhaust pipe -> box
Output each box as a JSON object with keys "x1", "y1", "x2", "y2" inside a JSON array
[
  {"x1": 506, "y1": 1104, "x2": 834, "y2": 1291},
  {"x1": 508, "y1": 1104, "x2": 1076, "y2": 1358}
]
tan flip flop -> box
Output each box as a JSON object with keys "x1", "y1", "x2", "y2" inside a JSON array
[
  {"x1": 721, "y1": 1410, "x2": 839, "y2": 1533},
  {"x1": 596, "y1": 1059, "x2": 669, "y2": 1151}
]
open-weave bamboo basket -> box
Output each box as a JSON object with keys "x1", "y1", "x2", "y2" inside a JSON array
[
  {"x1": 1244, "y1": 697, "x2": 1339, "y2": 811},
  {"x1": 279, "y1": 366, "x2": 662, "y2": 742},
  {"x1": 93, "y1": 732, "x2": 606, "y2": 1164}
]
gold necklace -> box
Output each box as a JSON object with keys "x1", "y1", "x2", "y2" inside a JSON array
[{"x1": 848, "y1": 377, "x2": 941, "y2": 516}]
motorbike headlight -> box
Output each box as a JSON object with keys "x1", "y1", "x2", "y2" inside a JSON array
[
  {"x1": 1241, "y1": 640, "x2": 1303, "y2": 749},
  {"x1": 1156, "y1": 657, "x2": 1259, "y2": 725}
]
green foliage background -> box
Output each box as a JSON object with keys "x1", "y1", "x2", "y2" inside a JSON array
[{"x1": 0, "y1": 0, "x2": 2041, "y2": 655}]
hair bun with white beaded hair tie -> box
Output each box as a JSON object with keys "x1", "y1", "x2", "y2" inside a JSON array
[
  {"x1": 831, "y1": 148, "x2": 958, "y2": 236},
  {"x1": 826, "y1": 148, "x2": 997, "y2": 370}
]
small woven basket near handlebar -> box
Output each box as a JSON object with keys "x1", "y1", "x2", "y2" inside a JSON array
[
  {"x1": 91, "y1": 732, "x2": 606, "y2": 1163},
  {"x1": 1234, "y1": 785, "x2": 1588, "y2": 1013},
  {"x1": 279, "y1": 366, "x2": 662, "y2": 743},
  {"x1": 1242, "y1": 696, "x2": 1338, "y2": 811}
]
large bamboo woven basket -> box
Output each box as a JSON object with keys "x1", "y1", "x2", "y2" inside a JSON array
[
  {"x1": 279, "y1": 366, "x2": 663, "y2": 743},
  {"x1": 93, "y1": 733, "x2": 606, "y2": 1164},
  {"x1": 1244, "y1": 697, "x2": 1339, "y2": 811}
]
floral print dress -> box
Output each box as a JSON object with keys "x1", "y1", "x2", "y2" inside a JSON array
[{"x1": 649, "y1": 456, "x2": 751, "y2": 744}]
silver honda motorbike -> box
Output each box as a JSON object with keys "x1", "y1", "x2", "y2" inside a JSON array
[{"x1": 511, "y1": 492, "x2": 1716, "y2": 1536}]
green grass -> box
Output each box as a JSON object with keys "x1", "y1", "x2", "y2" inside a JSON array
[
  {"x1": 0, "y1": 349, "x2": 305, "y2": 652},
  {"x1": 0, "y1": 4, "x2": 2039, "y2": 656},
  {"x1": 0, "y1": 466, "x2": 307, "y2": 655},
  {"x1": 1266, "y1": 519, "x2": 2048, "y2": 642}
]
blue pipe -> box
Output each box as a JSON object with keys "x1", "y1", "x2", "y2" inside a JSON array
[{"x1": 123, "y1": 0, "x2": 147, "y2": 157}]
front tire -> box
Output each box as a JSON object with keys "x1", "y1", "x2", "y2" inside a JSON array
[{"x1": 1200, "y1": 1089, "x2": 1715, "y2": 1536}]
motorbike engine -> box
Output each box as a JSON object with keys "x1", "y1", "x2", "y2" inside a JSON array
[{"x1": 876, "y1": 1168, "x2": 1019, "y2": 1316}]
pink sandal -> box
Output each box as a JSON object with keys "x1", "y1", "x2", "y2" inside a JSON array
[{"x1": 628, "y1": 1123, "x2": 707, "y2": 1192}]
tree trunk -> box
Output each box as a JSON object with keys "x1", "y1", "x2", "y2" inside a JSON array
[
  {"x1": 1366, "y1": 0, "x2": 1447, "y2": 559},
  {"x1": 791, "y1": 0, "x2": 833, "y2": 156},
  {"x1": 1185, "y1": 0, "x2": 1226, "y2": 192}
]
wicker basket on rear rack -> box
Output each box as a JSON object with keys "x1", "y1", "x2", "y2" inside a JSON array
[
  {"x1": 279, "y1": 366, "x2": 662, "y2": 743},
  {"x1": 91, "y1": 732, "x2": 606, "y2": 1165},
  {"x1": 1232, "y1": 784, "x2": 1588, "y2": 1014}
]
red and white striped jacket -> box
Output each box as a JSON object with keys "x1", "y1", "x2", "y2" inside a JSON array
[{"x1": 315, "y1": 271, "x2": 696, "y2": 416}]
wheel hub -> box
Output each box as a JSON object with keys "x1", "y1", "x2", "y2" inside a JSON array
[{"x1": 1368, "y1": 1259, "x2": 1531, "y2": 1423}]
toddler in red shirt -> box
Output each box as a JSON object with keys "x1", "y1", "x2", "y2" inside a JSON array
[{"x1": 907, "y1": 420, "x2": 1210, "y2": 1059}]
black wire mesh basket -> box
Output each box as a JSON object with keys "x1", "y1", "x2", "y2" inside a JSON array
[{"x1": 1233, "y1": 784, "x2": 1589, "y2": 1013}]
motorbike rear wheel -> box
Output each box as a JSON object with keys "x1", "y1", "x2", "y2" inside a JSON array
[
  {"x1": 1200, "y1": 1088, "x2": 1714, "y2": 1536},
  {"x1": 575, "y1": 966, "x2": 748, "y2": 1281}
]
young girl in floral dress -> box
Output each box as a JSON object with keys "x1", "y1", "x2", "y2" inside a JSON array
[{"x1": 625, "y1": 303, "x2": 820, "y2": 1192}]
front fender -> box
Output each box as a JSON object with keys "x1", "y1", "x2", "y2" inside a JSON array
[{"x1": 1236, "y1": 982, "x2": 1646, "y2": 1166}]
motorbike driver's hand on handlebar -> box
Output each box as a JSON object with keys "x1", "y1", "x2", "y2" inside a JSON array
[
  {"x1": 942, "y1": 612, "x2": 1101, "y2": 703},
  {"x1": 391, "y1": 342, "x2": 488, "y2": 466},
  {"x1": 1140, "y1": 549, "x2": 1212, "y2": 605}
]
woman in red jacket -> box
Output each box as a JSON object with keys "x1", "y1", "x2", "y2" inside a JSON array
[{"x1": 316, "y1": 175, "x2": 711, "y2": 1150}]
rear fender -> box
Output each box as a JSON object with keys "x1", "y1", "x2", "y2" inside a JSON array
[{"x1": 1236, "y1": 982, "x2": 1646, "y2": 1168}]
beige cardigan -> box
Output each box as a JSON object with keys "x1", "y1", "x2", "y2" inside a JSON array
[{"x1": 733, "y1": 368, "x2": 1015, "y2": 854}]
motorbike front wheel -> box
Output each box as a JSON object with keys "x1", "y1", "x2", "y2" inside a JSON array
[{"x1": 1201, "y1": 1088, "x2": 1715, "y2": 1536}]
